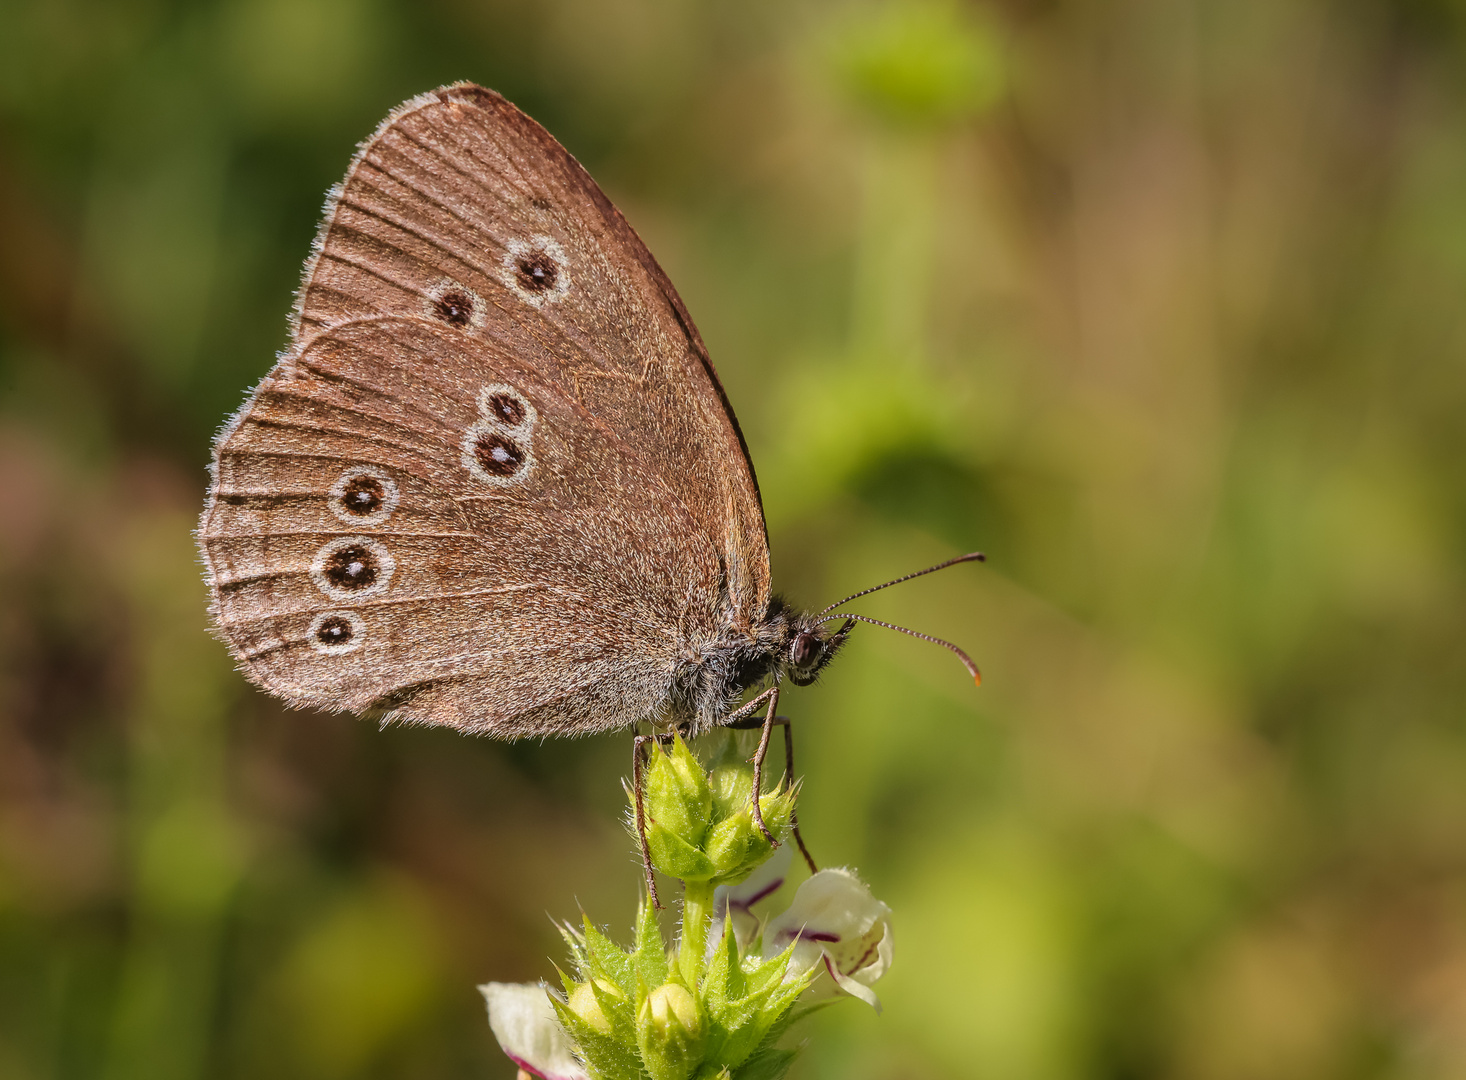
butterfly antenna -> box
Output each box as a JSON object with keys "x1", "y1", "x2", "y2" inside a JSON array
[
  {"x1": 820, "y1": 613, "x2": 982, "y2": 686},
  {"x1": 816, "y1": 552, "x2": 986, "y2": 619}
]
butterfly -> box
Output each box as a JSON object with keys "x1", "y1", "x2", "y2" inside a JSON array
[{"x1": 197, "y1": 83, "x2": 981, "y2": 898}]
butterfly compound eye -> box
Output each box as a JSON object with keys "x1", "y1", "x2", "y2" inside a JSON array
[{"x1": 791, "y1": 631, "x2": 822, "y2": 669}]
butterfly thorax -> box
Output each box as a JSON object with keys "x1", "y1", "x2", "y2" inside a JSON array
[{"x1": 669, "y1": 597, "x2": 849, "y2": 735}]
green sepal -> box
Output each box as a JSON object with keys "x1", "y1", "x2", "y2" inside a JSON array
[
  {"x1": 590, "y1": 976, "x2": 638, "y2": 1046},
  {"x1": 727, "y1": 1000, "x2": 830, "y2": 1080},
  {"x1": 704, "y1": 981, "x2": 783, "y2": 1070},
  {"x1": 701, "y1": 915, "x2": 747, "y2": 1013},
  {"x1": 583, "y1": 914, "x2": 637, "y2": 999},
  {"x1": 633, "y1": 898, "x2": 669, "y2": 993},
  {"x1": 738, "y1": 934, "x2": 808, "y2": 1001},
  {"x1": 698, "y1": 928, "x2": 813, "y2": 1072},
  {"x1": 703, "y1": 811, "x2": 766, "y2": 883},
  {"x1": 703, "y1": 791, "x2": 794, "y2": 886},
  {"x1": 698, "y1": 917, "x2": 751, "y2": 1068},
  {"x1": 541, "y1": 735, "x2": 832, "y2": 1080},
  {"x1": 646, "y1": 820, "x2": 718, "y2": 882},
  {"x1": 756, "y1": 987, "x2": 825, "y2": 1051},
  {"x1": 637, "y1": 982, "x2": 708, "y2": 1080},
  {"x1": 728, "y1": 1047, "x2": 798, "y2": 1080},
  {"x1": 705, "y1": 733, "x2": 755, "y2": 820},
  {"x1": 559, "y1": 920, "x2": 588, "y2": 971},
  {"x1": 644, "y1": 735, "x2": 712, "y2": 847},
  {"x1": 551, "y1": 993, "x2": 648, "y2": 1080}
]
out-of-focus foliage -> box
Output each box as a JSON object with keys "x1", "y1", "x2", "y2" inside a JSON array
[{"x1": 2, "y1": 1, "x2": 1465, "y2": 1078}]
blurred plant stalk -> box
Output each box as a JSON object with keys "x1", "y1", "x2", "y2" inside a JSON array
[{"x1": 103, "y1": 508, "x2": 248, "y2": 1080}]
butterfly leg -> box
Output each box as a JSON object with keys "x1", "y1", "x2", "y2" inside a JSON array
[
  {"x1": 769, "y1": 715, "x2": 818, "y2": 875},
  {"x1": 724, "y1": 687, "x2": 802, "y2": 853},
  {"x1": 748, "y1": 685, "x2": 782, "y2": 847},
  {"x1": 723, "y1": 685, "x2": 779, "y2": 727},
  {"x1": 632, "y1": 731, "x2": 663, "y2": 910}
]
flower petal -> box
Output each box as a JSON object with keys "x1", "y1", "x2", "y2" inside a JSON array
[
  {"x1": 761, "y1": 867, "x2": 893, "y2": 1010},
  {"x1": 479, "y1": 981, "x2": 589, "y2": 1080},
  {"x1": 825, "y1": 952, "x2": 883, "y2": 1009},
  {"x1": 708, "y1": 843, "x2": 792, "y2": 958}
]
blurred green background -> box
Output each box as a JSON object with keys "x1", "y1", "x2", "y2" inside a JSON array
[{"x1": 3, "y1": 0, "x2": 1466, "y2": 1077}]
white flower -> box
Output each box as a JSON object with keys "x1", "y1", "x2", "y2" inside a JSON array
[
  {"x1": 479, "y1": 981, "x2": 588, "y2": 1080},
  {"x1": 761, "y1": 868, "x2": 894, "y2": 1011},
  {"x1": 707, "y1": 843, "x2": 792, "y2": 958}
]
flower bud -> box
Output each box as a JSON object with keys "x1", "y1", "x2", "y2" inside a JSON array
[
  {"x1": 567, "y1": 978, "x2": 622, "y2": 1035},
  {"x1": 701, "y1": 793, "x2": 790, "y2": 885},
  {"x1": 643, "y1": 737, "x2": 715, "y2": 882},
  {"x1": 648, "y1": 737, "x2": 712, "y2": 840},
  {"x1": 635, "y1": 734, "x2": 800, "y2": 886},
  {"x1": 706, "y1": 735, "x2": 755, "y2": 820},
  {"x1": 637, "y1": 982, "x2": 706, "y2": 1080}
]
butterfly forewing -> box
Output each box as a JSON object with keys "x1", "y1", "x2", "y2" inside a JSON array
[
  {"x1": 291, "y1": 83, "x2": 770, "y2": 624},
  {"x1": 201, "y1": 317, "x2": 724, "y2": 736}
]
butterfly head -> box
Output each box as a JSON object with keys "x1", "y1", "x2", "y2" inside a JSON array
[{"x1": 785, "y1": 616, "x2": 855, "y2": 687}]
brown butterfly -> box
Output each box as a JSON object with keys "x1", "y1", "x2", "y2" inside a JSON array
[{"x1": 197, "y1": 83, "x2": 981, "y2": 899}]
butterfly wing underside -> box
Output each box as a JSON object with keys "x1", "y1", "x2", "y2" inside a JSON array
[
  {"x1": 204, "y1": 318, "x2": 725, "y2": 735},
  {"x1": 299, "y1": 82, "x2": 768, "y2": 615},
  {"x1": 199, "y1": 83, "x2": 770, "y2": 735}
]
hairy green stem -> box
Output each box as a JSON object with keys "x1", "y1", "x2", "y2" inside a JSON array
[{"x1": 678, "y1": 880, "x2": 715, "y2": 988}]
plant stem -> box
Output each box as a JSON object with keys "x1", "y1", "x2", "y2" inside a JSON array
[{"x1": 678, "y1": 880, "x2": 715, "y2": 989}]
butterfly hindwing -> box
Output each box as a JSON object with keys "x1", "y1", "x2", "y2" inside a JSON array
[{"x1": 201, "y1": 317, "x2": 722, "y2": 736}]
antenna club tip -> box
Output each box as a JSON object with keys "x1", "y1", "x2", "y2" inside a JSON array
[
  {"x1": 975, "y1": 552, "x2": 986, "y2": 562},
  {"x1": 973, "y1": 671, "x2": 982, "y2": 687}
]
